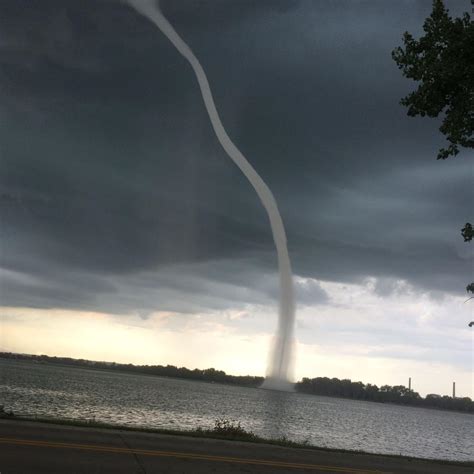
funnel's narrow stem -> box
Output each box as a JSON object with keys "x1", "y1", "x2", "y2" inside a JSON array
[{"x1": 127, "y1": 0, "x2": 295, "y2": 386}]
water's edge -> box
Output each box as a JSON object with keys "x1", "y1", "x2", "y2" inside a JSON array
[
  {"x1": 2, "y1": 359, "x2": 472, "y2": 461},
  {"x1": 3, "y1": 416, "x2": 472, "y2": 467}
]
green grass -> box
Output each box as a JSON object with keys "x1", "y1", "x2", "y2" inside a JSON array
[{"x1": 3, "y1": 413, "x2": 473, "y2": 467}]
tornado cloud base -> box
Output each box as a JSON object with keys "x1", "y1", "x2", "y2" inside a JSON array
[
  {"x1": 261, "y1": 377, "x2": 295, "y2": 392},
  {"x1": 262, "y1": 333, "x2": 295, "y2": 391}
]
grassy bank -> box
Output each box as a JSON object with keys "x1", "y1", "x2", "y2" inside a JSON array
[{"x1": 2, "y1": 411, "x2": 472, "y2": 467}]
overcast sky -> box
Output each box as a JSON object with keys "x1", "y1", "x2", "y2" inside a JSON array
[{"x1": 0, "y1": 0, "x2": 472, "y2": 397}]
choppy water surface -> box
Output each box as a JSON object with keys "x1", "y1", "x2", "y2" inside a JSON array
[{"x1": 1, "y1": 360, "x2": 472, "y2": 461}]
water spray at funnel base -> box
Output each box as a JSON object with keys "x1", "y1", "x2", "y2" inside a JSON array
[{"x1": 127, "y1": 0, "x2": 296, "y2": 390}]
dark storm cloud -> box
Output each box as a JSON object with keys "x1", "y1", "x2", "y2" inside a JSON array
[
  {"x1": 160, "y1": 0, "x2": 301, "y2": 26},
  {"x1": 0, "y1": 257, "x2": 329, "y2": 315},
  {"x1": 0, "y1": 0, "x2": 471, "y2": 313}
]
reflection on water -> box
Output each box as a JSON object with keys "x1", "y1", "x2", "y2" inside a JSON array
[
  {"x1": 1, "y1": 359, "x2": 472, "y2": 461},
  {"x1": 260, "y1": 389, "x2": 295, "y2": 440}
]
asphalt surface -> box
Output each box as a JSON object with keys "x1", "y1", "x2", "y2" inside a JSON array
[{"x1": 0, "y1": 419, "x2": 471, "y2": 473}]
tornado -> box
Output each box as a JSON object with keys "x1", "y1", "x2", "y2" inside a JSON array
[{"x1": 127, "y1": 0, "x2": 295, "y2": 390}]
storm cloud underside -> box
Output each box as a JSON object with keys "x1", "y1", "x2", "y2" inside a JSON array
[{"x1": 0, "y1": 0, "x2": 471, "y2": 319}]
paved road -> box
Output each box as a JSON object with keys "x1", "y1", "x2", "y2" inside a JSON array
[{"x1": 0, "y1": 420, "x2": 470, "y2": 473}]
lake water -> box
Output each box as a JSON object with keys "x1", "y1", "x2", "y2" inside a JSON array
[{"x1": 1, "y1": 359, "x2": 472, "y2": 461}]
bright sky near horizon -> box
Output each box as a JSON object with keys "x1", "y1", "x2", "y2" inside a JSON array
[
  {"x1": 1, "y1": 274, "x2": 471, "y2": 398},
  {"x1": 0, "y1": 0, "x2": 472, "y2": 399}
]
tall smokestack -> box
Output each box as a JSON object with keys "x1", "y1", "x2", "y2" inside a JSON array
[
  {"x1": 452, "y1": 381, "x2": 456, "y2": 398},
  {"x1": 408, "y1": 377, "x2": 411, "y2": 391}
]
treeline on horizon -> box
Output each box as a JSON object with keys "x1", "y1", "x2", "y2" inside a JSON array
[
  {"x1": 296, "y1": 377, "x2": 473, "y2": 413},
  {"x1": 0, "y1": 352, "x2": 264, "y2": 388},
  {"x1": 2, "y1": 352, "x2": 472, "y2": 413}
]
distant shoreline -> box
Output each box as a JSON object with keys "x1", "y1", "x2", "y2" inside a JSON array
[
  {"x1": 0, "y1": 353, "x2": 263, "y2": 387},
  {"x1": 5, "y1": 357, "x2": 250, "y2": 388},
  {"x1": 2, "y1": 352, "x2": 473, "y2": 413}
]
